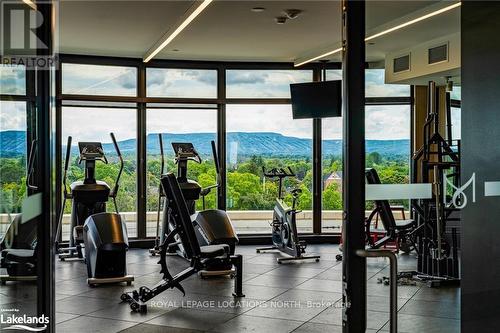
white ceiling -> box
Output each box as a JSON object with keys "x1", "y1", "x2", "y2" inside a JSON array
[{"x1": 58, "y1": 0, "x2": 460, "y2": 63}]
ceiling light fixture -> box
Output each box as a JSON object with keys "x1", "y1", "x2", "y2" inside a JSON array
[
  {"x1": 294, "y1": 48, "x2": 343, "y2": 67},
  {"x1": 294, "y1": 1, "x2": 461, "y2": 67},
  {"x1": 364, "y1": 2, "x2": 461, "y2": 42},
  {"x1": 23, "y1": 0, "x2": 37, "y2": 10},
  {"x1": 143, "y1": 0, "x2": 213, "y2": 63}
]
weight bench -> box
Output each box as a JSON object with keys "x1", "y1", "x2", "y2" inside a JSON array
[
  {"x1": 365, "y1": 168, "x2": 417, "y2": 252},
  {"x1": 121, "y1": 173, "x2": 244, "y2": 313}
]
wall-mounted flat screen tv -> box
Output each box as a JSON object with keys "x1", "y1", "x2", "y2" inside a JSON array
[{"x1": 290, "y1": 80, "x2": 342, "y2": 119}]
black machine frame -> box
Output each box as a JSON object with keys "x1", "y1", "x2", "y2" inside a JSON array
[
  {"x1": 121, "y1": 173, "x2": 244, "y2": 313},
  {"x1": 53, "y1": 54, "x2": 414, "y2": 245}
]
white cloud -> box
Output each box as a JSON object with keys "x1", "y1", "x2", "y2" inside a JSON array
[
  {"x1": 62, "y1": 107, "x2": 136, "y2": 143},
  {"x1": 227, "y1": 104, "x2": 312, "y2": 139},
  {"x1": 62, "y1": 63, "x2": 136, "y2": 96},
  {"x1": 226, "y1": 70, "x2": 312, "y2": 98},
  {"x1": 55, "y1": 67, "x2": 412, "y2": 143},
  {"x1": 366, "y1": 105, "x2": 410, "y2": 140},
  {"x1": 146, "y1": 68, "x2": 217, "y2": 98},
  {"x1": 147, "y1": 108, "x2": 217, "y2": 134},
  {"x1": 0, "y1": 101, "x2": 26, "y2": 131}
]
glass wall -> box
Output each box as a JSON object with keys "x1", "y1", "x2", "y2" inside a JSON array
[
  {"x1": 322, "y1": 69, "x2": 411, "y2": 232},
  {"x1": 57, "y1": 61, "x2": 412, "y2": 237},
  {"x1": 60, "y1": 63, "x2": 140, "y2": 238},
  {"x1": 61, "y1": 106, "x2": 138, "y2": 238},
  {"x1": 322, "y1": 69, "x2": 343, "y2": 232},
  {"x1": 0, "y1": 101, "x2": 27, "y2": 238},
  {"x1": 145, "y1": 106, "x2": 217, "y2": 237},
  {"x1": 365, "y1": 69, "x2": 411, "y2": 212},
  {"x1": 226, "y1": 104, "x2": 313, "y2": 233}
]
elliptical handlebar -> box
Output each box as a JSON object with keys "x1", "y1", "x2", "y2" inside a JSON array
[
  {"x1": 199, "y1": 141, "x2": 221, "y2": 204},
  {"x1": 26, "y1": 139, "x2": 38, "y2": 191},
  {"x1": 211, "y1": 140, "x2": 221, "y2": 177},
  {"x1": 159, "y1": 134, "x2": 165, "y2": 176},
  {"x1": 109, "y1": 132, "x2": 124, "y2": 200}
]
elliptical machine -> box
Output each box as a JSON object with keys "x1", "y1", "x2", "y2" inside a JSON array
[
  {"x1": 149, "y1": 136, "x2": 238, "y2": 276},
  {"x1": 256, "y1": 167, "x2": 320, "y2": 263},
  {"x1": 55, "y1": 133, "x2": 133, "y2": 286}
]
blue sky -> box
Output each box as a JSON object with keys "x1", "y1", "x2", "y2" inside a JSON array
[{"x1": 1, "y1": 65, "x2": 455, "y2": 142}]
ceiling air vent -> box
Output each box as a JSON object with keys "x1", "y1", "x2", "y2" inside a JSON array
[
  {"x1": 428, "y1": 44, "x2": 448, "y2": 65},
  {"x1": 393, "y1": 54, "x2": 410, "y2": 73}
]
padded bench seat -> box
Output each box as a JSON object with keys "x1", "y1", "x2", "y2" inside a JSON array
[{"x1": 200, "y1": 244, "x2": 229, "y2": 258}]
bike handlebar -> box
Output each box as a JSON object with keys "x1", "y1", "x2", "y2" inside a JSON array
[{"x1": 262, "y1": 166, "x2": 295, "y2": 178}]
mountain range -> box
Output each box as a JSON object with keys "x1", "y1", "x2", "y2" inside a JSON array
[{"x1": 0, "y1": 130, "x2": 409, "y2": 158}]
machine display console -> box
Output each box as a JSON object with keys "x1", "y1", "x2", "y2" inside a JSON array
[{"x1": 79, "y1": 142, "x2": 105, "y2": 160}]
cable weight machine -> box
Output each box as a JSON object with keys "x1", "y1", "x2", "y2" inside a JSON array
[{"x1": 402, "y1": 81, "x2": 461, "y2": 287}]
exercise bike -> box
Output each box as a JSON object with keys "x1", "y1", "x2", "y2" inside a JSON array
[
  {"x1": 55, "y1": 133, "x2": 133, "y2": 286},
  {"x1": 256, "y1": 167, "x2": 320, "y2": 263},
  {"x1": 149, "y1": 136, "x2": 238, "y2": 277}
]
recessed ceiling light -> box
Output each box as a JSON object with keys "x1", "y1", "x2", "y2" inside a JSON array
[
  {"x1": 251, "y1": 7, "x2": 266, "y2": 13},
  {"x1": 275, "y1": 16, "x2": 287, "y2": 24}
]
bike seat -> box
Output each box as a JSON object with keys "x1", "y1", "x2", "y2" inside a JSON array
[
  {"x1": 291, "y1": 188, "x2": 302, "y2": 197},
  {"x1": 200, "y1": 244, "x2": 230, "y2": 258},
  {"x1": 394, "y1": 219, "x2": 416, "y2": 231}
]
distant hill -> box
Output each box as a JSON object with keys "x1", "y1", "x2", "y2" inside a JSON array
[
  {"x1": 0, "y1": 130, "x2": 26, "y2": 157},
  {"x1": 0, "y1": 130, "x2": 409, "y2": 158}
]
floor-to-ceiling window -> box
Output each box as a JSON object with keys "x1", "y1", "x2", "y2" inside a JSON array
[
  {"x1": 60, "y1": 63, "x2": 139, "y2": 238},
  {"x1": 226, "y1": 70, "x2": 313, "y2": 233},
  {"x1": 365, "y1": 69, "x2": 411, "y2": 211},
  {"x1": 56, "y1": 59, "x2": 412, "y2": 237},
  {"x1": 0, "y1": 66, "x2": 28, "y2": 238},
  {"x1": 145, "y1": 68, "x2": 218, "y2": 237},
  {"x1": 321, "y1": 69, "x2": 343, "y2": 232},
  {"x1": 321, "y1": 68, "x2": 411, "y2": 232}
]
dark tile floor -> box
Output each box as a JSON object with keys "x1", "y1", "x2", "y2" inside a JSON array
[{"x1": 0, "y1": 244, "x2": 460, "y2": 333}]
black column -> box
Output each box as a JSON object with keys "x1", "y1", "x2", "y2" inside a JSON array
[
  {"x1": 217, "y1": 67, "x2": 227, "y2": 210},
  {"x1": 462, "y1": 2, "x2": 500, "y2": 331},
  {"x1": 341, "y1": 0, "x2": 366, "y2": 332},
  {"x1": 137, "y1": 64, "x2": 147, "y2": 239},
  {"x1": 35, "y1": 2, "x2": 55, "y2": 332},
  {"x1": 312, "y1": 69, "x2": 322, "y2": 234}
]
